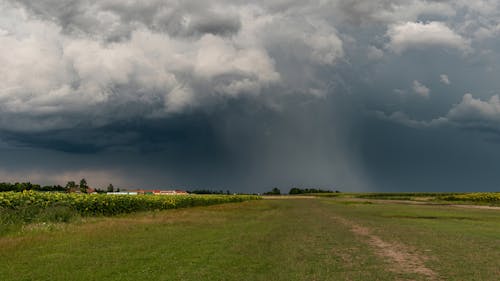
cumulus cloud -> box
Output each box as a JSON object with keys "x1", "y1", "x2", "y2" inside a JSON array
[
  {"x1": 0, "y1": 1, "x2": 345, "y2": 132},
  {"x1": 386, "y1": 21, "x2": 470, "y2": 54},
  {"x1": 412, "y1": 80, "x2": 430, "y2": 98},
  {"x1": 440, "y1": 74, "x2": 451, "y2": 85},
  {"x1": 373, "y1": 110, "x2": 442, "y2": 128},
  {"x1": 446, "y1": 93, "x2": 500, "y2": 125},
  {"x1": 377, "y1": 93, "x2": 500, "y2": 133}
]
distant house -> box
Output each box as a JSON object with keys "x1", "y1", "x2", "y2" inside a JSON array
[
  {"x1": 107, "y1": 192, "x2": 138, "y2": 195},
  {"x1": 123, "y1": 189, "x2": 188, "y2": 195},
  {"x1": 155, "y1": 189, "x2": 188, "y2": 195}
]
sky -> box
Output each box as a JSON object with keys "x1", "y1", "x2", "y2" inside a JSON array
[{"x1": 1, "y1": 0, "x2": 500, "y2": 193}]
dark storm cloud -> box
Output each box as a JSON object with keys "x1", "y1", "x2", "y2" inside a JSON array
[
  {"x1": 0, "y1": 113, "x2": 217, "y2": 153},
  {"x1": 2, "y1": 0, "x2": 500, "y2": 191},
  {"x1": 11, "y1": 0, "x2": 241, "y2": 40}
]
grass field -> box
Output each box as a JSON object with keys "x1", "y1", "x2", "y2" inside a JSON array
[{"x1": 1, "y1": 197, "x2": 499, "y2": 280}]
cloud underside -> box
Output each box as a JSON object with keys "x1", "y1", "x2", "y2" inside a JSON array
[
  {"x1": 377, "y1": 93, "x2": 500, "y2": 134},
  {"x1": 386, "y1": 21, "x2": 470, "y2": 54}
]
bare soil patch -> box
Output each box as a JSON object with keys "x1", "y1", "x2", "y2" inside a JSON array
[{"x1": 332, "y1": 215, "x2": 439, "y2": 280}]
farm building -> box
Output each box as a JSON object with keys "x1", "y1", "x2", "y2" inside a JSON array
[{"x1": 115, "y1": 189, "x2": 189, "y2": 195}]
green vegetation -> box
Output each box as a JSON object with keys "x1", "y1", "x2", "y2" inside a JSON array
[
  {"x1": 312, "y1": 192, "x2": 500, "y2": 205},
  {"x1": 263, "y1": 187, "x2": 281, "y2": 195},
  {"x1": 438, "y1": 192, "x2": 500, "y2": 203},
  {"x1": 0, "y1": 178, "x2": 111, "y2": 193},
  {"x1": 0, "y1": 182, "x2": 67, "y2": 192},
  {"x1": 355, "y1": 192, "x2": 461, "y2": 200},
  {"x1": 322, "y1": 198, "x2": 500, "y2": 280},
  {"x1": 0, "y1": 191, "x2": 260, "y2": 229},
  {"x1": 1, "y1": 198, "x2": 499, "y2": 280},
  {"x1": 288, "y1": 187, "x2": 337, "y2": 194}
]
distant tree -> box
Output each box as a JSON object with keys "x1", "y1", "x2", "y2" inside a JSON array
[
  {"x1": 65, "y1": 181, "x2": 76, "y2": 192},
  {"x1": 289, "y1": 187, "x2": 334, "y2": 194},
  {"x1": 107, "y1": 184, "x2": 114, "y2": 192},
  {"x1": 94, "y1": 188, "x2": 106, "y2": 194},
  {"x1": 52, "y1": 185, "x2": 66, "y2": 192},
  {"x1": 264, "y1": 188, "x2": 281, "y2": 195},
  {"x1": 79, "y1": 178, "x2": 88, "y2": 193},
  {"x1": 289, "y1": 188, "x2": 302, "y2": 195},
  {"x1": 0, "y1": 182, "x2": 67, "y2": 192}
]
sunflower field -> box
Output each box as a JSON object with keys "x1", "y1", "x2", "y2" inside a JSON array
[
  {"x1": 0, "y1": 191, "x2": 261, "y2": 224},
  {"x1": 438, "y1": 192, "x2": 500, "y2": 204}
]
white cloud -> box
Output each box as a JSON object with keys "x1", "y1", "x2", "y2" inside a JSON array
[
  {"x1": 412, "y1": 80, "x2": 430, "y2": 98},
  {"x1": 0, "y1": 1, "x2": 346, "y2": 132},
  {"x1": 440, "y1": 74, "x2": 451, "y2": 85},
  {"x1": 303, "y1": 21, "x2": 344, "y2": 65},
  {"x1": 386, "y1": 21, "x2": 471, "y2": 54},
  {"x1": 377, "y1": 93, "x2": 500, "y2": 132},
  {"x1": 446, "y1": 93, "x2": 500, "y2": 124},
  {"x1": 373, "y1": 111, "x2": 436, "y2": 128}
]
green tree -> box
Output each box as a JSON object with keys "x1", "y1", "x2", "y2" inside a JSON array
[
  {"x1": 65, "y1": 181, "x2": 76, "y2": 192},
  {"x1": 289, "y1": 188, "x2": 302, "y2": 195},
  {"x1": 106, "y1": 184, "x2": 114, "y2": 192},
  {"x1": 264, "y1": 188, "x2": 281, "y2": 195},
  {"x1": 79, "y1": 178, "x2": 88, "y2": 193}
]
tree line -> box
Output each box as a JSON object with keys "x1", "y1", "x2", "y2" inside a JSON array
[
  {"x1": 263, "y1": 187, "x2": 340, "y2": 195},
  {"x1": 288, "y1": 188, "x2": 338, "y2": 194},
  {"x1": 0, "y1": 179, "x2": 115, "y2": 193}
]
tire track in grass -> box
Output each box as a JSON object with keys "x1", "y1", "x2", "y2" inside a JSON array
[{"x1": 331, "y1": 215, "x2": 439, "y2": 280}]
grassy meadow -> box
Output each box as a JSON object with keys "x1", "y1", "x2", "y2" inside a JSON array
[{"x1": 1, "y1": 196, "x2": 499, "y2": 280}]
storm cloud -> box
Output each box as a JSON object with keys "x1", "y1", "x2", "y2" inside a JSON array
[{"x1": 1, "y1": 0, "x2": 500, "y2": 192}]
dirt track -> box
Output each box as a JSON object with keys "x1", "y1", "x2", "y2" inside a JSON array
[{"x1": 331, "y1": 214, "x2": 439, "y2": 280}]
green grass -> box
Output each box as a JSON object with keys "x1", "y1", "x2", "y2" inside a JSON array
[
  {"x1": 1, "y1": 198, "x2": 499, "y2": 280},
  {"x1": 313, "y1": 192, "x2": 500, "y2": 206},
  {"x1": 323, "y1": 198, "x2": 500, "y2": 280}
]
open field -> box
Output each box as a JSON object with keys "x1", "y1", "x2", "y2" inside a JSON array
[
  {"x1": 312, "y1": 192, "x2": 500, "y2": 206},
  {"x1": 1, "y1": 197, "x2": 499, "y2": 280}
]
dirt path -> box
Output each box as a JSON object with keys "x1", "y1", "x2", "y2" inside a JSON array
[{"x1": 332, "y1": 215, "x2": 439, "y2": 280}]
